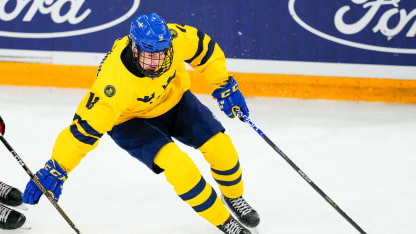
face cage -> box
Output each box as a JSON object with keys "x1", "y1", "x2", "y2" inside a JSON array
[{"x1": 133, "y1": 46, "x2": 174, "y2": 79}]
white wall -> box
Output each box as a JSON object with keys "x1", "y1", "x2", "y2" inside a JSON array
[{"x1": 1, "y1": 49, "x2": 415, "y2": 80}]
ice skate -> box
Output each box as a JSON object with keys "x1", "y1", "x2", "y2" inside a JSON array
[
  {"x1": 0, "y1": 181, "x2": 24, "y2": 207},
  {"x1": 222, "y1": 195, "x2": 260, "y2": 228},
  {"x1": 0, "y1": 203, "x2": 26, "y2": 230},
  {"x1": 0, "y1": 181, "x2": 27, "y2": 210},
  {"x1": 217, "y1": 215, "x2": 251, "y2": 234}
]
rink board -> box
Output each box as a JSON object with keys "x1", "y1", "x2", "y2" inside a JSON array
[{"x1": 1, "y1": 61, "x2": 415, "y2": 104}]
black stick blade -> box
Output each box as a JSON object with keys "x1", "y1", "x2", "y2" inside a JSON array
[{"x1": 0, "y1": 116, "x2": 4, "y2": 135}]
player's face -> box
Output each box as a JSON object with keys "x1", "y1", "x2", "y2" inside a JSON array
[
  {"x1": 132, "y1": 43, "x2": 165, "y2": 70},
  {"x1": 139, "y1": 51, "x2": 165, "y2": 70}
]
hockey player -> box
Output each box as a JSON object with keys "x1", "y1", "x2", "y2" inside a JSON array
[
  {"x1": 23, "y1": 13, "x2": 259, "y2": 234},
  {"x1": 0, "y1": 181, "x2": 26, "y2": 230}
]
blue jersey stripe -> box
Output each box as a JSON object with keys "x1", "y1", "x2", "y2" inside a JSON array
[
  {"x1": 70, "y1": 124, "x2": 98, "y2": 145},
  {"x1": 179, "y1": 176, "x2": 206, "y2": 201},
  {"x1": 215, "y1": 174, "x2": 242, "y2": 186},
  {"x1": 73, "y1": 114, "x2": 103, "y2": 138},
  {"x1": 192, "y1": 187, "x2": 217, "y2": 212},
  {"x1": 211, "y1": 161, "x2": 240, "y2": 175},
  {"x1": 185, "y1": 30, "x2": 205, "y2": 64},
  {"x1": 199, "y1": 39, "x2": 216, "y2": 66}
]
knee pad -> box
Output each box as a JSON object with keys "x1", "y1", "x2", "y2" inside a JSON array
[
  {"x1": 199, "y1": 133, "x2": 244, "y2": 198},
  {"x1": 199, "y1": 132, "x2": 238, "y2": 170},
  {"x1": 154, "y1": 142, "x2": 201, "y2": 195}
]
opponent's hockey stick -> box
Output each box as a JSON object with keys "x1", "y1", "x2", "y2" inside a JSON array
[
  {"x1": 235, "y1": 109, "x2": 367, "y2": 234},
  {"x1": 0, "y1": 116, "x2": 81, "y2": 234}
]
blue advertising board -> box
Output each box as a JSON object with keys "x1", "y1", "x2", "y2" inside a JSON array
[{"x1": 0, "y1": 0, "x2": 415, "y2": 66}]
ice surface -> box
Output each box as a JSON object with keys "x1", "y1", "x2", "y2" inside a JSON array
[{"x1": 1, "y1": 85, "x2": 415, "y2": 234}]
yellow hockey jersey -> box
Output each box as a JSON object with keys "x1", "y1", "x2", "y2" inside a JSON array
[{"x1": 51, "y1": 24, "x2": 229, "y2": 173}]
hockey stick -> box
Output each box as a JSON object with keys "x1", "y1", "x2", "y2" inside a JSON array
[
  {"x1": 235, "y1": 109, "x2": 367, "y2": 234},
  {"x1": 0, "y1": 116, "x2": 81, "y2": 234}
]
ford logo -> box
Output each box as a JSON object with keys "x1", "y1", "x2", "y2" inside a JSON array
[
  {"x1": 0, "y1": 0, "x2": 140, "y2": 38},
  {"x1": 289, "y1": 0, "x2": 416, "y2": 54}
]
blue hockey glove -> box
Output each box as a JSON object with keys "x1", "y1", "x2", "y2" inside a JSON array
[
  {"x1": 23, "y1": 159, "x2": 67, "y2": 204},
  {"x1": 212, "y1": 76, "x2": 249, "y2": 119}
]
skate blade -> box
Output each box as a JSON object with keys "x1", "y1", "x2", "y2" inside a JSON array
[
  {"x1": 20, "y1": 224, "x2": 32, "y2": 230},
  {"x1": 249, "y1": 226, "x2": 260, "y2": 233},
  {"x1": 15, "y1": 203, "x2": 29, "y2": 211}
]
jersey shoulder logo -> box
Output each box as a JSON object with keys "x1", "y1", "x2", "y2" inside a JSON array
[{"x1": 104, "y1": 85, "x2": 116, "y2": 97}]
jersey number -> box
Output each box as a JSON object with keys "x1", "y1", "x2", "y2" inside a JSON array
[{"x1": 86, "y1": 92, "x2": 100, "y2": 109}]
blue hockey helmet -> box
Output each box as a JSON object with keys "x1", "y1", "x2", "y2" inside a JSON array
[
  {"x1": 130, "y1": 13, "x2": 172, "y2": 52},
  {"x1": 129, "y1": 13, "x2": 173, "y2": 78}
]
